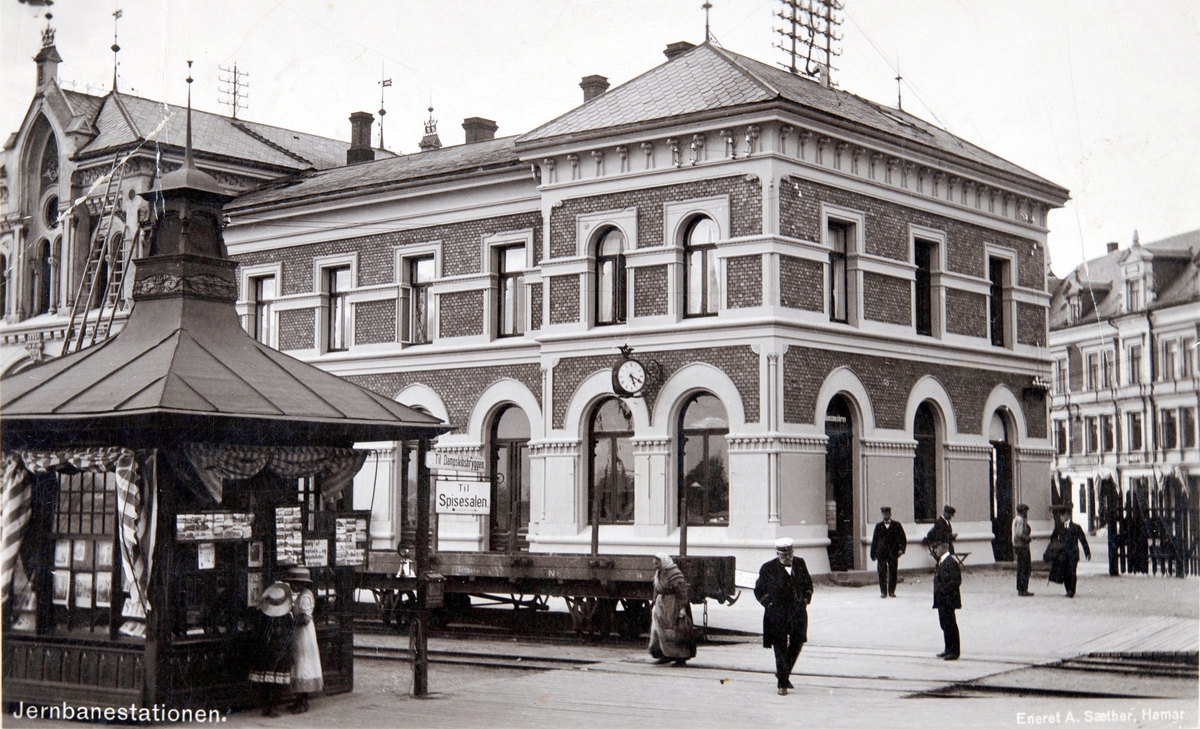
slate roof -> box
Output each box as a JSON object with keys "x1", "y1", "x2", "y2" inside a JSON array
[
  {"x1": 0, "y1": 292, "x2": 446, "y2": 437},
  {"x1": 1048, "y1": 230, "x2": 1200, "y2": 329},
  {"x1": 518, "y1": 43, "x2": 1064, "y2": 193},
  {"x1": 228, "y1": 136, "x2": 521, "y2": 211},
  {"x1": 75, "y1": 92, "x2": 352, "y2": 171}
]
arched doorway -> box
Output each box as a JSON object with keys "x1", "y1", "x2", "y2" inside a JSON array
[
  {"x1": 678, "y1": 392, "x2": 730, "y2": 527},
  {"x1": 825, "y1": 395, "x2": 856, "y2": 571},
  {"x1": 990, "y1": 409, "x2": 1015, "y2": 561},
  {"x1": 913, "y1": 402, "x2": 940, "y2": 523},
  {"x1": 588, "y1": 398, "x2": 635, "y2": 530},
  {"x1": 488, "y1": 405, "x2": 530, "y2": 553}
]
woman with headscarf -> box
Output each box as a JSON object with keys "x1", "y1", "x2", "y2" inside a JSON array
[
  {"x1": 647, "y1": 553, "x2": 696, "y2": 666},
  {"x1": 284, "y1": 567, "x2": 323, "y2": 713},
  {"x1": 248, "y1": 582, "x2": 294, "y2": 717}
]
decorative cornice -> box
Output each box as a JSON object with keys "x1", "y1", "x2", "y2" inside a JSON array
[
  {"x1": 945, "y1": 443, "x2": 995, "y2": 458},
  {"x1": 529, "y1": 439, "x2": 581, "y2": 457},
  {"x1": 860, "y1": 439, "x2": 917, "y2": 456},
  {"x1": 631, "y1": 437, "x2": 671, "y2": 454},
  {"x1": 1017, "y1": 446, "x2": 1057, "y2": 459},
  {"x1": 133, "y1": 272, "x2": 236, "y2": 302}
]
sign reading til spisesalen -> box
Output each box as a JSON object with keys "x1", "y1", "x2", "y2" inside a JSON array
[
  {"x1": 425, "y1": 451, "x2": 486, "y2": 474},
  {"x1": 435, "y1": 480, "x2": 491, "y2": 514}
]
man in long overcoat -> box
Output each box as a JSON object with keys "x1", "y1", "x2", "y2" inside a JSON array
[
  {"x1": 1047, "y1": 506, "x2": 1091, "y2": 597},
  {"x1": 923, "y1": 505, "x2": 957, "y2": 555},
  {"x1": 870, "y1": 506, "x2": 907, "y2": 598},
  {"x1": 932, "y1": 540, "x2": 961, "y2": 660},
  {"x1": 755, "y1": 537, "x2": 813, "y2": 695}
]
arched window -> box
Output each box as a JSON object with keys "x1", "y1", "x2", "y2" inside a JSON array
[
  {"x1": 588, "y1": 398, "x2": 634, "y2": 525},
  {"x1": 40, "y1": 135, "x2": 59, "y2": 197},
  {"x1": 595, "y1": 228, "x2": 626, "y2": 325},
  {"x1": 34, "y1": 240, "x2": 51, "y2": 315},
  {"x1": 825, "y1": 395, "x2": 855, "y2": 571},
  {"x1": 1, "y1": 254, "x2": 9, "y2": 317},
  {"x1": 989, "y1": 409, "x2": 1014, "y2": 561},
  {"x1": 913, "y1": 402, "x2": 938, "y2": 522},
  {"x1": 678, "y1": 392, "x2": 729, "y2": 526},
  {"x1": 684, "y1": 216, "x2": 720, "y2": 316},
  {"x1": 489, "y1": 406, "x2": 531, "y2": 553}
]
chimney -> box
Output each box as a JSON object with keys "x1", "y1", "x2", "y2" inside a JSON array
[
  {"x1": 347, "y1": 112, "x2": 375, "y2": 164},
  {"x1": 580, "y1": 75, "x2": 610, "y2": 103},
  {"x1": 1107, "y1": 242, "x2": 1119, "y2": 253},
  {"x1": 663, "y1": 41, "x2": 696, "y2": 61},
  {"x1": 462, "y1": 117, "x2": 499, "y2": 143}
]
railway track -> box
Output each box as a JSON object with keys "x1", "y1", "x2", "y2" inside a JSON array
[{"x1": 353, "y1": 643, "x2": 599, "y2": 671}]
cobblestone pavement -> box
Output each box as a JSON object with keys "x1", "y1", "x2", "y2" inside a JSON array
[{"x1": 6, "y1": 564, "x2": 1197, "y2": 729}]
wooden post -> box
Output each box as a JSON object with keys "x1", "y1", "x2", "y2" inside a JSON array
[{"x1": 412, "y1": 436, "x2": 431, "y2": 697}]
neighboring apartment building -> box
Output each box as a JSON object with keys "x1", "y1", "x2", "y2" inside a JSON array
[
  {"x1": 224, "y1": 41, "x2": 1069, "y2": 573},
  {"x1": 1048, "y1": 230, "x2": 1200, "y2": 532},
  {"x1": 0, "y1": 23, "x2": 368, "y2": 374}
]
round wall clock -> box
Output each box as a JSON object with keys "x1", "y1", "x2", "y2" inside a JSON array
[{"x1": 613, "y1": 357, "x2": 647, "y2": 397}]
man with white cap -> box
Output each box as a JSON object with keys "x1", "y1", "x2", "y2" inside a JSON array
[
  {"x1": 870, "y1": 506, "x2": 907, "y2": 598},
  {"x1": 754, "y1": 537, "x2": 813, "y2": 695}
]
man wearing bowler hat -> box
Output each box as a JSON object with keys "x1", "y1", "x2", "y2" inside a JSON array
[
  {"x1": 931, "y1": 539, "x2": 961, "y2": 660},
  {"x1": 754, "y1": 538, "x2": 813, "y2": 695},
  {"x1": 1012, "y1": 504, "x2": 1034, "y2": 596},
  {"x1": 870, "y1": 507, "x2": 907, "y2": 598},
  {"x1": 923, "y1": 504, "x2": 957, "y2": 555}
]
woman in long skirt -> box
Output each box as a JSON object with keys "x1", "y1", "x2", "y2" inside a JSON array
[
  {"x1": 284, "y1": 567, "x2": 323, "y2": 713},
  {"x1": 248, "y1": 583, "x2": 294, "y2": 717},
  {"x1": 648, "y1": 553, "x2": 696, "y2": 666}
]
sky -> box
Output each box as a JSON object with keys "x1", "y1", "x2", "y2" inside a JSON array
[{"x1": 2, "y1": 0, "x2": 1198, "y2": 277}]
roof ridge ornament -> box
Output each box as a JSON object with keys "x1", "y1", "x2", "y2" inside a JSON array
[{"x1": 41, "y1": 14, "x2": 55, "y2": 48}]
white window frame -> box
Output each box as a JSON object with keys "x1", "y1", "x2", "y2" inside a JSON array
[
  {"x1": 313, "y1": 252, "x2": 357, "y2": 354},
  {"x1": 396, "y1": 241, "x2": 441, "y2": 346},
  {"x1": 984, "y1": 245, "x2": 1017, "y2": 349},
  {"x1": 240, "y1": 263, "x2": 282, "y2": 348},
  {"x1": 484, "y1": 229, "x2": 534, "y2": 339},
  {"x1": 821, "y1": 204, "x2": 865, "y2": 327},
  {"x1": 909, "y1": 224, "x2": 946, "y2": 338}
]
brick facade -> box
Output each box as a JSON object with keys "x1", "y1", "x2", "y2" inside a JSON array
[
  {"x1": 549, "y1": 275, "x2": 580, "y2": 324},
  {"x1": 862, "y1": 272, "x2": 911, "y2": 325},
  {"x1": 439, "y1": 290, "x2": 484, "y2": 337},
  {"x1": 279, "y1": 308, "x2": 314, "y2": 351},
  {"x1": 530, "y1": 284, "x2": 543, "y2": 331},
  {"x1": 725, "y1": 255, "x2": 762, "y2": 308},
  {"x1": 779, "y1": 177, "x2": 1045, "y2": 289},
  {"x1": 233, "y1": 211, "x2": 541, "y2": 291},
  {"x1": 346, "y1": 364, "x2": 542, "y2": 434},
  {"x1": 633, "y1": 265, "x2": 668, "y2": 317},
  {"x1": 944, "y1": 289, "x2": 988, "y2": 338},
  {"x1": 354, "y1": 299, "x2": 396, "y2": 345},
  {"x1": 548, "y1": 176, "x2": 762, "y2": 260},
  {"x1": 1017, "y1": 302, "x2": 1047, "y2": 347},
  {"x1": 552, "y1": 345, "x2": 760, "y2": 429},
  {"x1": 782, "y1": 345, "x2": 1047, "y2": 439},
  {"x1": 779, "y1": 255, "x2": 824, "y2": 311}
]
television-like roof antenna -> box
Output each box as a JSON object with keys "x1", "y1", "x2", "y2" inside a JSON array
[
  {"x1": 378, "y1": 65, "x2": 392, "y2": 150},
  {"x1": 111, "y1": 8, "x2": 122, "y2": 92},
  {"x1": 774, "y1": 0, "x2": 843, "y2": 86},
  {"x1": 703, "y1": 1, "x2": 713, "y2": 43},
  {"x1": 218, "y1": 63, "x2": 249, "y2": 119}
]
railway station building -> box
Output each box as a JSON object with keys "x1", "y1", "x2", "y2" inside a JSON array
[{"x1": 223, "y1": 41, "x2": 1070, "y2": 574}]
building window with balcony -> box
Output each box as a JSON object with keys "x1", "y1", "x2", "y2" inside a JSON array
[
  {"x1": 685, "y1": 216, "x2": 720, "y2": 317},
  {"x1": 497, "y1": 244, "x2": 526, "y2": 337},
  {"x1": 1182, "y1": 408, "x2": 1196, "y2": 448},
  {"x1": 1100, "y1": 415, "x2": 1114, "y2": 453},
  {"x1": 402, "y1": 256, "x2": 435, "y2": 344},
  {"x1": 914, "y1": 239, "x2": 936, "y2": 336},
  {"x1": 250, "y1": 275, "x2": 275, "y2": 345},
  {"x1": 1162, "y1": 340, "x2": 1177, "y2": 381},
  {"x1": 1086, "y1": 353, "x2": 1099, "y2": 391},
  {"x1": 1085, "y1": 416, "x2": 1098, "y2": 453},
  {"x1": 595, "y1": 228, "x2": 627, "y2": 326},
  {"x1": 1160, "y1": 409, "x2": 1178, "y2": 449},
  {"x1": 1128, "y1": 345, "x2": 1143, "y2": 385},
  {"x1": 828, "y1": 220, "x2": 851, "y2": 322},
  {"x1": 1128, "y1": 412, "x2": 1142, "y2": 451},
  {"x1": 988, "y1": 256, "x2": 1009, "y2": 347},
  {"x1": 326, "y1": 266, "x2": 351, "y2": 351}
]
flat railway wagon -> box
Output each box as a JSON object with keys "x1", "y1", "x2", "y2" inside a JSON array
[{"x1": 355, "y1": 550, "x2": 738, "y2": 639}]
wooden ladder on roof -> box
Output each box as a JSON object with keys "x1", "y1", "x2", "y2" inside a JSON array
[{"x1": 62, "y1": 161, "x2": 136, "y2": 355}]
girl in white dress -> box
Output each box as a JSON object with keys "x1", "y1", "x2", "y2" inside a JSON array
[{"x1": 283, "y1": 567, "x2": 323, "y2": 713}]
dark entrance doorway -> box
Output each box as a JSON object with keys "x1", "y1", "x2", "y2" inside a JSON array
[
  {"x1": 825, "y1": 395, "x2": 855, "y2": 571},
  {"x1": 489, "y1": 406, "x2": 530, "y2": 553},
  {"x1": 989, "y1": 410, "x2": 1014, "y2": 561}
]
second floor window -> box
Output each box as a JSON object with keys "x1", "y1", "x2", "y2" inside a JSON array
[
  {"x1": 1055, "y1": 358, "x2": 1068, "y2": 394},
  {"x1": 914, "y1": 239, "x2": 935, "y2": 336},
  {"x1": 497, "y1": 244, "x2": 525, "y2": 337},
  {"x1": 1102, "y1": 350, "x2": 1114, "y2": 389},
  {"x1": 828, "y1": 221, "x2": 849, "y2": 322},
  {"x1": 685, "y1": 216, "x2": 720, "y2": 317},
  {"x1": 1086, "y1": 416, "x2": 1098, "y2": 453},
  {"x1": 595, "y1": 228, "x2": 626, "y2": 325},
  {"x1": 1181, "y1": 408, "x2": 1196, "y2": 448},
  {"x1": 251, "y1": 275, "x2": 275, "y2": 345},
  {"x1": 1129, "y1": 345, "x2": 1143, "y2": 385},
  {"x1": 407, "y1": 256, "x2": 434, "y2": 344},
  {"x1": 1101, "y1": 415, "x2": 1114, "y2": 453},
  {"x1": 988, "y1": 257, "x2": 1008, "y2": 347},
  {"x1": 1160, "y1": 409, "x2": 1178, "y2": 449},
  {"x1": 327, "y1": 267, "x2": 351, "y2": 351},
  {"x1": 1127, "y1": 412, "x2": 1142, "y2": 451},
  {"x1": 1182, "y1": 338, "x2": 1196, "y2": 378},
  {"x1": 1162, "y1": 340, "x2": 1178, "y2": 381},
  {"x1": 1055, "y1": 420, "x2": 1067, "y2": 455},
  {"x1": 1087, "y1": 353, "x2": 1099, "y2": 391}
]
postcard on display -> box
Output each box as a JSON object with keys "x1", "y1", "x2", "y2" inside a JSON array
[
  {"x1": 95, "y1": 540, "x2": 114, "y2": 570},
  {"x1": 95, "y1": 572, "x2": 113, "y2": 608},
  {"x1": 197, "y1": 542, "x2": 216, "y2": 570},
  {"x1": 52, "y1": 571, "x2": 70, "y2": 605},
  {"x1": 54, "y1": 539, "x2": 71, "y2": 568},
  {"x1": 74, "y1": 571, "x2": 93, "y2": 609},
  {"x1": 246, "y1": 572, "x2": 263, "y2": 607},
  {"x1": 72, "y1": 539, "x2": 93, "y2": 570}
]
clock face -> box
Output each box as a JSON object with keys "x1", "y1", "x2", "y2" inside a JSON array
[{"x1": 616, "y1": 359, "x2": 647, "y2": 396}]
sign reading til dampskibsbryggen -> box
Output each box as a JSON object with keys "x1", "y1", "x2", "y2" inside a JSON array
[
  {"x1": 435, "y1": 480, "x2": 491, "y2": 514},
  {"x1": 425, "y1": 451, "x2": 486, "y2": 474}
]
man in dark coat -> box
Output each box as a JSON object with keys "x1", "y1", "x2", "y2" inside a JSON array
[
  {"x1": 1012, "y1": 503, "x2": 1034, "y2": 596},
  {"x1": 1047, "y1": 506, "x2": 1091, "y2": 597},
  {"x1": 931, "y1": 540, "x2": 961, "y2": 660},
  {"x1": 923, "y1": 505, "x2": 957, "y2": 555},
  {"x1": 755, "y1": 537, "x2": 813, "y2": 695},
  {"x1": 870, "y1": 506, "x2": 907, "y2": 598}
]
